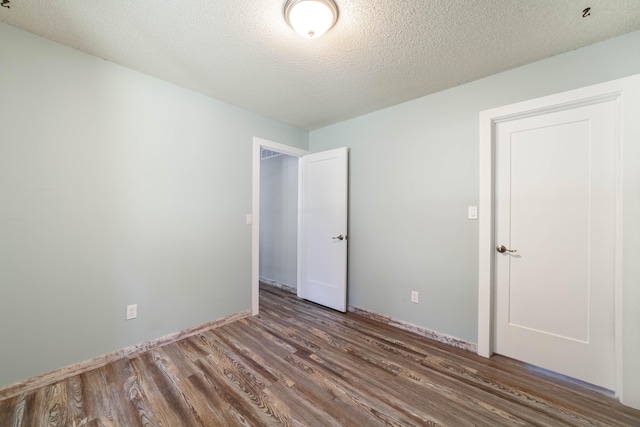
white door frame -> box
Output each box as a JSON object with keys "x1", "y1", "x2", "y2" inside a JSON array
[
  {"x1": 251, "y1": 137, "x2": 308, "y2": 315},
  {"x1": 478, "y1": 82, "x2": 626, "y2": 394}
]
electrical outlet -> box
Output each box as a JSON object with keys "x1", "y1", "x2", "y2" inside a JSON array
[
  {"x1": 411, "y1": 291, "x2": 419, "y2": 304},
  {"x1": 126, "y1": 304, "x2": 137, "y2": 320}
]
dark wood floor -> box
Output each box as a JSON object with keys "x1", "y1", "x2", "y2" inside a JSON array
[{"x1": 2, "y1": 286, "x2": 639, "y2": 426}]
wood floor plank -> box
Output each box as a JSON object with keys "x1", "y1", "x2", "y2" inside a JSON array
[
  {"x1": 77, "y1": 367, "x2": 116, "y2": 427},
  {"x1": 307, "y1": 343, "x2": 477, "y2": 426},
  {"x1": 153, "y1": 342, "x2": 202, "y2": 382},
  {"x1": 32, "y1": 381, "x2": 71, "y2": 426},
  {"x1": 194, "y1": 355, "x2": 284, "y2": 426},
  {"x1": 415, "y1": 353, "x2": 612, "y2": 426},
  {"x1": 2, "y1": 285, "x2": 639, "y2": 426},
  {"x1": 104, "y1": 358, "x2": 159, "y2": 426},
  {"x1": 202, "y1": 329, "x2": 280, "y2": 387},
  {"x1": 129, "y1": 351, "x2": 204, "y2": 426},
  {"x1": 260, "y1": 380, "x2": 343, "y2": 427},
  {"x1": 287, "y1": 350, "x2": 429, "y2": 426},
  {"x1": 248, "y1": 346, "x2": 388, "y2": 426},
  {"x1": 259, "y1": 292, "x2": 531, "y2": 424},
  {"x1": 65, "y1": 375, "x2": 88, "y2": 426},
  {"x1": 179, "y1": 372, "x2": 241, "y2": 426},
  {"x1": 0, "y1": 392, "x2": 35, "y2": 427}
]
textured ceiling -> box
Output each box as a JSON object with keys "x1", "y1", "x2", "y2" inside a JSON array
[{"x1": 1, "y1": 1, "x2": 640, "y2": 130}]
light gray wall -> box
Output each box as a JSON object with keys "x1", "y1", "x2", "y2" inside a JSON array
[
  {"x1": 3, "y1": 16, "x2": 640, "y2": 406},
  {"x1": 259, "y1": 155, "x2": 299, "y2": 288},
  {"x1": 0, "y1": 22, "x2": 307, "y2": 388},
  {"x1": 309, "y1": 31, "x2": 640, "y2": 347}
]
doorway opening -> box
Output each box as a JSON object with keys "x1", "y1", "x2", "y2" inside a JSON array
[
  {"x1": 251, "y1": 137, "x2": 308, "y2": 314},
  {"x1": 259, "y1": 149, "x2": 298, "y2": 294}
]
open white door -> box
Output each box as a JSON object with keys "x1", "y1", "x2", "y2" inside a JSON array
[{"x1": 299, "y1": 147, "x2": 348, "y2": 312}]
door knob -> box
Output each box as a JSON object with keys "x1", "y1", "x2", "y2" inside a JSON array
[
  {"x1": 332, "y1": 235, "x2": 345, "y2": 241},
  {"x1": 496, "y1": 245, "x2": 517, "y2": 253}
]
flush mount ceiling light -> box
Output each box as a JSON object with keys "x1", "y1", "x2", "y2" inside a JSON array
[{"x1": 284, "y1": 0, "x2": 338, "y2": 39}]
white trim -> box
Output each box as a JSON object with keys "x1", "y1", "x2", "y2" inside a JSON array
[
  {"x1": 478, "y1": 76, "x2": 637, "y2": 399},
  {"x1": 477, "y1": 109, "x2": 495, "y2": 358},
  {"x1": 0, "y1": 309, "x2": 250, "y2": 401},
  {"x1": 259, "y1": 277, "x2": 297, "y2": 294},
  {"x1": 349, "y1": 305, "x2": 477, "y2": 353},
  {"x1": 252, "y1": 137, "x2": 308, "y2": 315},
  {"x1": 297, "y1": 157, "x2": 304, "y2": 299},
  {"x1": 613, "y1": 95, "x2": 624, "y2": 399}
]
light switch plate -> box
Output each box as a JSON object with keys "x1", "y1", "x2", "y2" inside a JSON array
[{"x1": 468, "y1": 206, "x2": 478, "y2": 220}]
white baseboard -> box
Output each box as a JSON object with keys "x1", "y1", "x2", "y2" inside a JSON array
[
  {"x1": 1, "y1": 301, "x2": 476, "y2": 401},
  {"x1": 0, "y1": 309, "x2": 251, "y2": 401},
  {"x1": 348, "y1": 305, "x2": 477, "y2": 353},
  {"x1": 259, "y1": 277, "x2": 296, "y2": 294}
]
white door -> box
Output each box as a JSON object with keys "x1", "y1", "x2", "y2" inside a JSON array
[
  {"x1": 299, "y1": 147, "x2": 348, "y2": 312},
  {"x1": 494, "y1": 100, "x2": 616, "y2": 389}
]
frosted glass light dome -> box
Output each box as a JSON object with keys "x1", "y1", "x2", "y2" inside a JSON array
[{"x1": 284, "y1": 0, "x2": 338, "y2": 39}]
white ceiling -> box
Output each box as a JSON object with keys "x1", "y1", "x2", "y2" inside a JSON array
[{"x1": 1, "y1": 1, "x2": 640, "y2": 130}]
